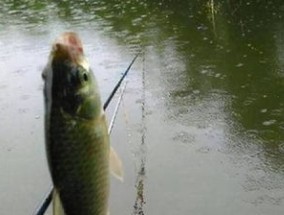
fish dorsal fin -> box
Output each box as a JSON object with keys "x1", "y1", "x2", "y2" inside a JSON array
[
  {"x1": 53, "y1": 188, "x2": 65, "y2": 215},
  {"x1": 110, "y1": 147, "x2": 124, "y2": 182}
]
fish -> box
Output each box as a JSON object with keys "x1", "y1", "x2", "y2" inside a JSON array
[{"x1": 42, "y1": 32, "x2": 123, "y2": 215}]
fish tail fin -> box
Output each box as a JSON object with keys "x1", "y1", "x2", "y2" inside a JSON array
[{"x1": 53, "y1": 189, "x2": 65, "y2": 215}]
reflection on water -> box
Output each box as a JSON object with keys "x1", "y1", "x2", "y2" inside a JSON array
[
  {"x1": 133, "y1": 53, "x2": 146, "y2": 215},
  {"x1": 133, "y1": 161, "x2": 146, "y2": 215},
  {"x1": 0, "y1": 0, "x2": 284, "y2": 214}
]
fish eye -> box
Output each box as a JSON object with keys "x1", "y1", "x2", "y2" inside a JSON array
[
  {"x1": 76, "y1": 66, "x2": 89, "y2": 84},
  {"x1": 83, "y1": 73, "x2": 88, "y2": 82}
]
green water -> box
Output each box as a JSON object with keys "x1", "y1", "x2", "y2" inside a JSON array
[{"x1": 0, "y1": 0, "x2": 283, "y2": 214}]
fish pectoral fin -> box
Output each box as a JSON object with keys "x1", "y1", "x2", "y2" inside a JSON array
[
  {"x1": 53, "y1": 188, "x2": 65, "y2": 215},
  {"x1": 110, "y1": 146, "x2": 124, "y2": 182}
]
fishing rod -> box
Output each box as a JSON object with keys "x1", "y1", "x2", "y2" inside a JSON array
[
  {"x1": 103, "y1": 53, "x2": 139, "y2": 110},
  {"x1": 34, "y1": 53, "x2": 139, "y2": 215}
]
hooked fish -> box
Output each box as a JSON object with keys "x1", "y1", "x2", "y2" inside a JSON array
[{"x1": 42, "y1": 32, "x2": 123, "y2": 215}]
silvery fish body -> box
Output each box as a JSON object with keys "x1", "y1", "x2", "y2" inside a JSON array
[{"x1": 43, "y1": 32, "x2": 110, "y2": 215}]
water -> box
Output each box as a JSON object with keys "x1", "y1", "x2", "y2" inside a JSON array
[{"x1": 0, "y1": 0, "x2": 283, "y2": 214}]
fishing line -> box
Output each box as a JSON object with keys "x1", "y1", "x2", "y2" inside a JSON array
[{"x1": 108, "y1": 81, "x2": 128, "y2": 134}]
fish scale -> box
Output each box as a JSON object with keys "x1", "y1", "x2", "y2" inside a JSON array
[{"x1": 47, "y1": 107, "x2": 110, "y2": 215}]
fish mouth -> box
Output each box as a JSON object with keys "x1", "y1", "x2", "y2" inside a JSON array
[{"x1": 52, "y1": 32, "x2": 85, "y2": 65}]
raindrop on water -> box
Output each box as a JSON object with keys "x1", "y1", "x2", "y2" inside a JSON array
[
  {"x1": 279, "y1": 143, "x2": 284, "y2": 153},
  {"x1": 200, "y1": 70, "x2": 208, "y2": 74},
  {"x1": 260, "y1": 109, "x2": 268, "y2": 113},
  {"x1": 262, "y1": 119, "x2": 276, "y2": 126},
  {"x1": 236, "y1": 63, "x2": 244, "y2": 67},
  {"x1": 215, "y1": 73, "x2": 221, "y2": 78}
]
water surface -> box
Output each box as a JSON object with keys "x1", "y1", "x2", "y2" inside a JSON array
[{"x1": 0, "y1": 0, "x2": 283, "y2": 214}]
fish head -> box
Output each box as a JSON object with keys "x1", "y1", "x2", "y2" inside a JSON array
[{"x1": 43, "y1": 32, "x2": 101, "y2": 119}]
